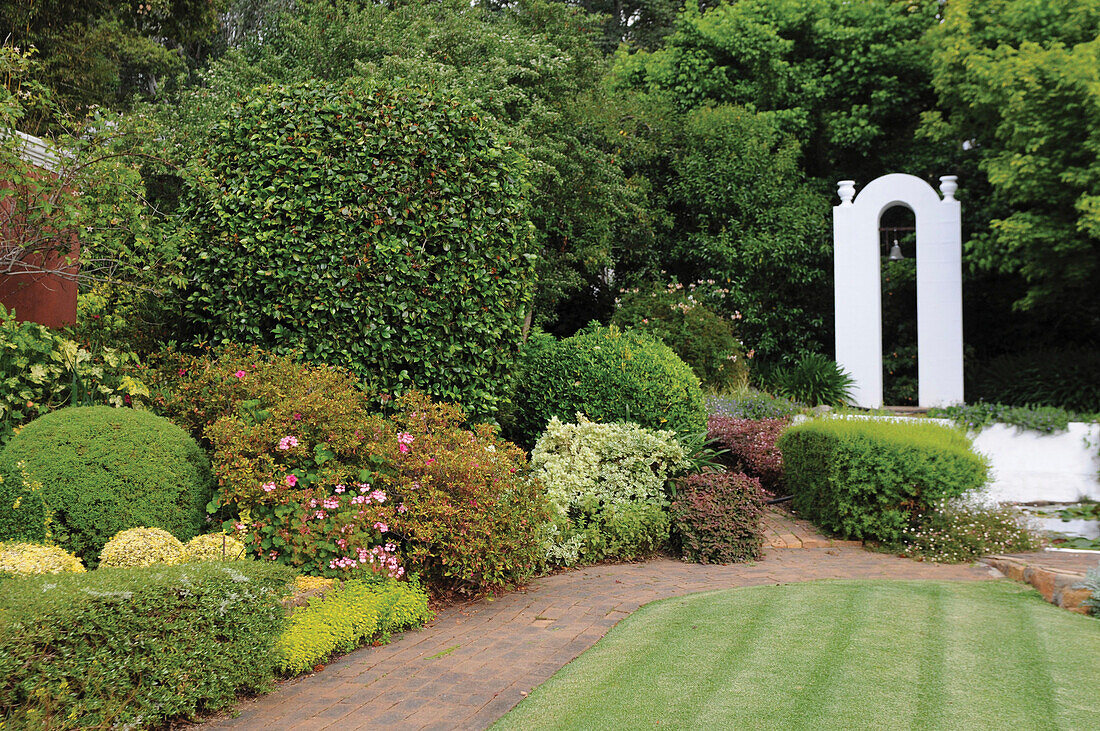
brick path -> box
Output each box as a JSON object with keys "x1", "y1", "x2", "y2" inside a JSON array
[
  {"x1": 212, "y1": 539, "x2": 994, "y2": 731},
  {"x1": 760, "y1": 505, "x2": 861, "y2": 549}
]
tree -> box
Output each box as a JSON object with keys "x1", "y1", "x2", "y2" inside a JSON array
[{"x1": 925, "y1": 0, "x2": 1100, "y2": 336}]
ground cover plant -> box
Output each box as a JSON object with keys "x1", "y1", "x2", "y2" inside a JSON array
[
  {"x1": 0, "y1": 561, "x2": 295, "y2": 730},
  {"x1": 494, "y1": 580, "x2": 1100, "y2": 729},
  {"x1": 903, "y1": 497, "x2": 1043, "y2": 563},
  {"x1": 507, "y1": 324, "x2": 706, "y2": 447},
  {"x1": 705, "y1": 388, "x2": 803, "y2": 420},
  {"x1": 928, "y1": 401, "x2": 1090, "y2": 434},
  {"x1": 777, "y1": 418, "x2": 989, "y2": 543},
  {"x1": 0, "y1": 405, "x2": 214, "y2": 566}
]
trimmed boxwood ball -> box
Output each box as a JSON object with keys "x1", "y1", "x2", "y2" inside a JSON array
[
  {"x1": 506, "y1": 324, "x2": 707, "y2": 447},
  {"x1": 0, "y1": 542, "x2": 85, "y2": 575},
  {"x1": 0, "y1": 406, "x2": 214, "y2": 566},
  {"x1": 177, "y1": 78, "x2": 535, "y2": 419},
  {"x1": 100, "y1": 527, "x2": 187, "y2": 568}
]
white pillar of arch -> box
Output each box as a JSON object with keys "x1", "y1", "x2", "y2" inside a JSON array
[{"x1": 833, "y1": 174, "x2": 963, "y2": 408}]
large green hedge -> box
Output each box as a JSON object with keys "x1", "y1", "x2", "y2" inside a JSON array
[
  {"x1": 177, "y1": 78, "x2": 535, "y2": 418},
  {"x1": 0, "y1": 406, "x2": 214, "y2": 566},
  {"x1": 506, "y1": 324, "x2": 706, "y2": 447},
  {"x1": 776, "y1": 418, "x2": 989, "y2": 543},
  {"x1": 0, "y1": 562, "x2": 295, "y2": 729}
]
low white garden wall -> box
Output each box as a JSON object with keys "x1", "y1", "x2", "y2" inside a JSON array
[{"x1": 801, "y1": 415, "x2": 1100, "y2": 503}]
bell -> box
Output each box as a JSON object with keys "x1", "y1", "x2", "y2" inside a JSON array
[{"x1": 888, "y1": 239, "x2": 904, "y2": 261}]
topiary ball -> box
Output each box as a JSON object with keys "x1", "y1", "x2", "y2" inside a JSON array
[
  {"x1": 0, "y1": 406, "x2": 214, "y2": 566},
  {"x1": 0, "y1": 542, "x2": 85, "y2": 575},
  {"x1": 99, "y1": 527, "x2": 186, "y2": 568},
  {"x1": 184, "y1": 532, "x2": 248, "y2": 562},
  {"x1": 507, "y1": 324, "x2": 707, "y2": 448}
]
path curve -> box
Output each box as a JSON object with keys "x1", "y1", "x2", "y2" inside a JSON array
[{"x1": 212, "y1": 547, "x2": 994, "y2": 731}]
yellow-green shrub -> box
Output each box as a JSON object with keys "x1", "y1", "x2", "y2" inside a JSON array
[
  {"x1": 99, "y1": 527, "x2": 186, "y2": 568},
  {"x1": 276, "y1": 579, "x2": 432, "y2": 674},
  {"x1": 184, "y1": 532, "x2": 248, "y2": 562},
  {"x1": 0, "y1": 542, "x2": 85, "y2": 575}
]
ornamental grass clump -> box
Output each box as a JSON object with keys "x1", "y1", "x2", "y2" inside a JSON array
[
  {"x1": 99, "y1": 527, "x2": 186, "y2": 568},
  {"x1": 0, "y1": 542, "x2": 85, "y2": 575},
  {"x1": 531, "y1": 416, "x2": 689, "y2": 566}
]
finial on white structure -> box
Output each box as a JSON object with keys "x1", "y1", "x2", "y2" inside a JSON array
[
  {"x1": 837, "y1": 180, "x2": 856, "y2": 205},
  {"x1": 939, "y1": 175, "x2": 958, "y2": 201}
]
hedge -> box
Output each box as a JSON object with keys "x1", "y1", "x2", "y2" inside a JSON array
[
  {"x1": 0, "y1": 561, "x2": 295, "y2": 729},
  {"x1": 776, "y1": 418, "x2": 989, "y2": 543},
  {"x1": 177, "y1": 78, "x2": 535, "y2": 419}
]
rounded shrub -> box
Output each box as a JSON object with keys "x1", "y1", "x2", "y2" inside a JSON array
[
  {"x1": 184, "y1": 532, "x2": 248, "y2": 562},
  {"x1": 0, "y1": 406, "x2": 214, "y2": 566},
  {"x1": 100, "y1": 527, "x2": 186, "y2": 568},
  {"x1": 508, "y1": 324, "x2": 706, "y2": 447},
  {"x1": 612, "y1": 282, "x2": 747, "y2": 389},
  {"x1": 0, "y1": 542, "x2": 85, "y2": 575},
  {"x1": 177, "y1": 78, "x2": 535, "y2": 419},
  {"x1": 671, "y1": 472, "x2": 765, "y2": 564}
]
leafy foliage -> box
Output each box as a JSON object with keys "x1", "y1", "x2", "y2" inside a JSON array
[
  {"x1": 927, "y1": 402, "x2": 1084, "y2": 434},
  {"x1": 0, "y1": 406, "x2": 213, "y2": 566},
  {"x1": 612, "y1": 281, "x2": 747, "y2": 389},
  {"x1": 671, "y1": 471, "x2": 765, "y2": 564},
  {"x1": 0, "y1": 542, "x2": 84, "y2": 576},
  {"x1": 1082, "y1": 563, "x2": 1100, "y2": 616},
  {"x1": 967, "y1": 348, "x2": 1100, "y2": 413},
  {"x1": 707, "y1": 417, "x2": 789, "y2": 492},
  {"x1": 531, "y1": 416, "x2": 688, "y2": 566},
  {"x1": 276, "y1": 577, "x2": 432, "y2": 675},
  {"x1": 0, "y1": 562, "x2": 295, "y2": 730},
  {"x1": 184, "y1": 532, "x2": 248, "y2": 562},
  {"x1": 177, "y1": 77, "x2": 535, "y2": 419},
  {"x1": 778, "y1": 418, "x2": 990, "y2": 543},
  {"x1": 705, "y1": 388, "x2": 803, "y2": 420},
  {"x1": 765, "y1": 354, "x2": 855, "y2": 407},
  {"x1": 506, "y1": 324, "x2": 706, "y2": 448}
]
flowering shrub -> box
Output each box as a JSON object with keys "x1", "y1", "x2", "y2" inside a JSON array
[
  {"x1": 903, "y1": 497, "x2": 1042, "y2": 563},
  {"x1": 707, "y1": 416, "x2": 789, "y2": 492},
  {"x1": 181, "y1": 349, "x2": 550, "y2": 591},
  {"x1": 706, "y1": 388, "x2": 803, "y2": 420},
  {"x1": 0, "y1": 542, "x2": 85, "y2": 575},
  {"x1": 276, "y1": 577, "x2": 432, "y2": 675},
  {"x1": 532, "y1": 416, "x2": 689, "y2": 566},
  {"x1": 612, "y1": 281, "x2": 747, "y2": 389},
  {"x1": 99, "y1": 527, "x2": 186, "y2": 568},
  {"x1": 508, "y1": 324, "x2": 706, "y2": 448},
  {"x1": 671, "y1": 472, "x2": 765, "y2": 564}
]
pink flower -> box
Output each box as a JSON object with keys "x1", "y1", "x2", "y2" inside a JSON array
[
  {"x1": 397, "y1": 432, "x2": 414, "y2": 445},
  {"x1": 371, "y1": 489, "x2": 386, "y2": 503},
  {"x1": 425, "y1": 457, "x2": 435, "y2": 465},
  {"x1": 399, "y1": 443, "x2": 410, "y2": 454},
  {"x1": 234, "y1": 370, "x2": 246, "y2": 378},
  {"x1": 374, "y1": 521, "x2": 388, "y2": 533},
  {"x1": 314, "y1": 510, "x2": 326, "y2": 520},
  {"x1": 293, "y1": 412, "x2": 303, "y2": 421},
  {"x1": 261, "y1": 482, "x2": 276, "y2": 493},
  {"x1": 277, "y1": 435, "x2": 299, "y2": 451},
  {"x1": 285, "y1": 474, "x2": 298, "y2": 487},
  {"x1": 398, "y1": 503, "x2": 407, "y2": 514},
  {"x1": 334, "y1": 484, "x2": 346, "y2": 494},
  {"x1": 178, "y1": 368, "x2": 187, "y2": 376}
]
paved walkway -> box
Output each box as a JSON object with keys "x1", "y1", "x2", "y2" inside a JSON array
[{"x1": 212, "y1": 535, "x2": 994, "y2": 731}]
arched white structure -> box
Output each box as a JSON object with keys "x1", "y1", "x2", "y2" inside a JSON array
[{"x1": 833, "y1": 174, "x2": 963, "y2": 408}]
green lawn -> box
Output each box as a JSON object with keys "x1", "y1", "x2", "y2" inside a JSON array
[{"x1": 494, "y1": 581, "x2": 1100, "y2": 730}]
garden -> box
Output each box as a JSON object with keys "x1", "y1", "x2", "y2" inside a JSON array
[{"x1": 2, "y1": 0, "x2": 1100, "y2": 728}]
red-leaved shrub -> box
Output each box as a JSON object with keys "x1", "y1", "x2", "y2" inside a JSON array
[
  {"x1": 706, "y1": 416, "x2": 788, "y2": 492},
  {"x1": 671, "y1": 472, "x2": 765, "y2": 564}
]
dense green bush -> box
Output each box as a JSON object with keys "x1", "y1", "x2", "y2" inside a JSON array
[
  {"x1": 927, "y1": 401, "x2": 1086, "y2": 434},
  {"x1": 0, "y1": 406, "x2": 214, "y2": 566},
  {"x1": 764, "y1": 354, "x2": 855, "y2": 407},
  {"x1": 0, "y1": 561, "x2": 295, "y2": 729},
  {"x1": 0, "y1": 304, "x2": 150, "y2": 446},
  {"x1": 176, "y1": 77, "x2": 535, "y2": 419},
  {"x1": 532, "y1": 416, "x2": 688, "y2": 566},
  {"x1": 968, "y1": 348, "x2": 1100, "y2": 413},
  {"x1": 507, "y1": 324, "x2": 706, "y2": 447},
  {"x1": 611, "y1": 281, "x2": 746, "y2": 389},
  {"x1": 777, "y1": 418, "x2": 989, "y2": 543},
  {"x1": 671, "y1": 472, "x2": 765, "y2": 564},
  {"x1": 276, "y1": 578, "x2": 432, "y2": 675},
  {"x1": 707, "y1": 416, "x2": 789, "y2": 492}
]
